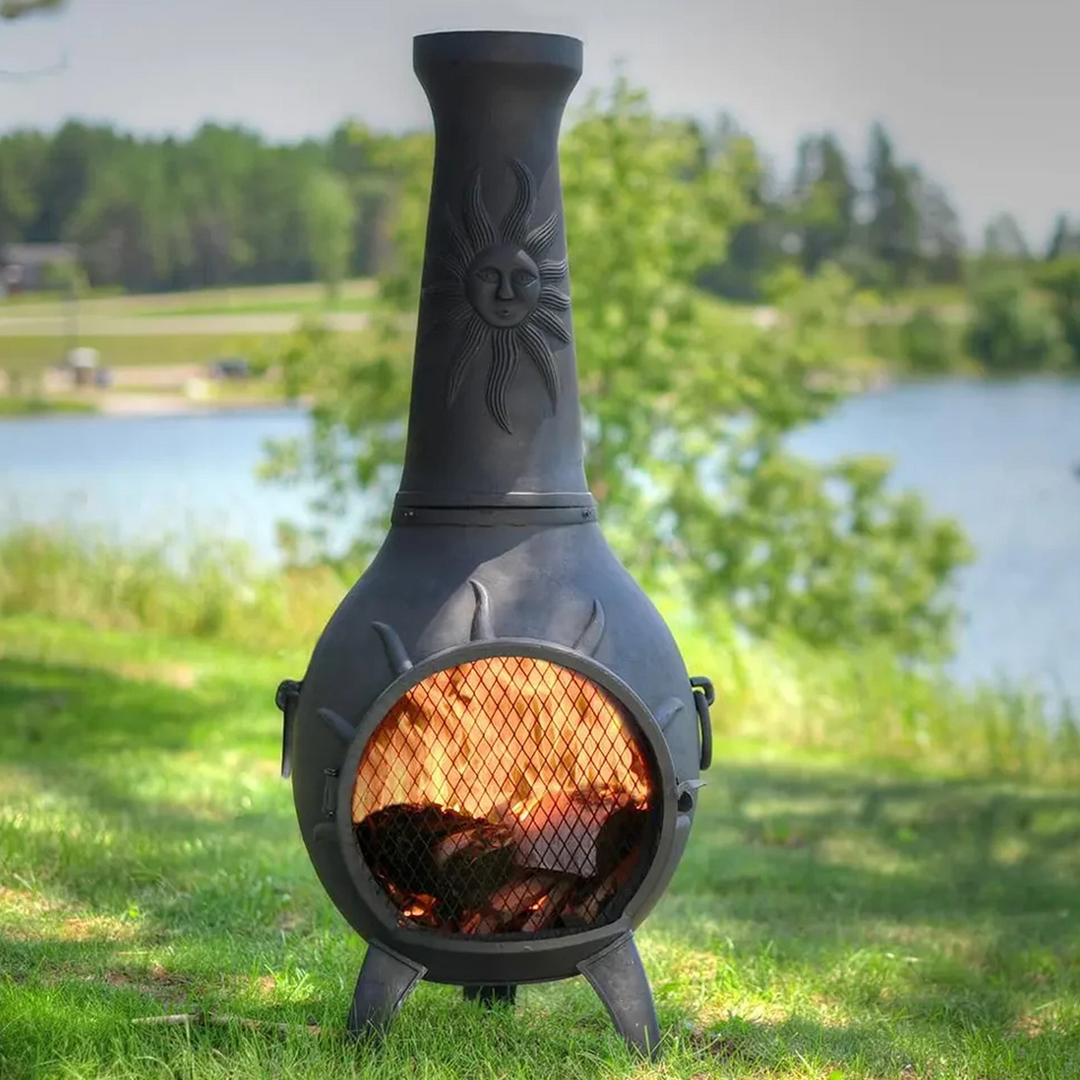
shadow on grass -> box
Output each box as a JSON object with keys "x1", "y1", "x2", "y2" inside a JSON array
[{"x1": 3, "y1": 649, "x2": 1079, "y2": 1077}]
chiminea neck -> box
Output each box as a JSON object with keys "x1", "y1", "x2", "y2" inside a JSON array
[{"x1": 396, "y1": 31, "x2": 591, "y2": 513}]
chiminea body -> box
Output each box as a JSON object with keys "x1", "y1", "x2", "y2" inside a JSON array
[{"x1": 277, "y1": 30, "x2": 712, "y2": 1059}]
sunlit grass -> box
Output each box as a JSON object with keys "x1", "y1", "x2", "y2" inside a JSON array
[
  {"x1": 1, "y1": 527, "x2": 1077, "y2": 785},
  {"x1": 1, "y1": 610, "x2": 1078, "y2": 1079},
  {"x1": 0, "y1": 334, "x2": 275, "y2": 377}
]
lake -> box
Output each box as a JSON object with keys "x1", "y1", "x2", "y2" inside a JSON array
[{"x1": 2, "y1": 378, "x2": 1078, "y2": 704}]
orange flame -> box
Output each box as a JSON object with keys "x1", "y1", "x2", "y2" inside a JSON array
[{"x1": 352, "y1": 656, "x2": 649, "y2": 825}]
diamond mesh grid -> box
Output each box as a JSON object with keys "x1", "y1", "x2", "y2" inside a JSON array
[{"x1": 352, "y1": 656, "x2": 656, "y2": 936}]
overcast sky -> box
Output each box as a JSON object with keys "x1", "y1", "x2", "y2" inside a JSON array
[{"x1": 3, "y1": 0, "x2": 1077, "y2": 247}]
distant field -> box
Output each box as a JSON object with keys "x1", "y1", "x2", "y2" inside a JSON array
[
  {"x1": 0, "y1": 278, "x2": 375, "y2": 322},
  {"x1": 0, "y1": 334, "x2": 277, "y2": 377},
  {"x1": 0, "y1": 279, "x2": 378, "y2": 378}
]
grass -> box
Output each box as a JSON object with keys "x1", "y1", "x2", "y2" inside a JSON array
[
  {"x1": 0, "y1": 612, "x2": 1078, "y2": 1079},
  {"x1": 0, "y1": 279, "x2": 375, "y2": 320},
  {"x1": 2, "y1": 526, "x2": 1077, "y2": 785},
  {"x1": 0, "y1": 334, "x2": 277, "y2": 377},
  {"x1": 0, "y1": 279, "x2": 377, "y2": 379},
  {"x1": 0, "y1": 397, "x2": 97, "y2": 417}
]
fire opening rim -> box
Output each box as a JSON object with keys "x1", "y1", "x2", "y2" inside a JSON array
[{"x1": 334, "y1": 638, "x2": 678, "y2": 982}]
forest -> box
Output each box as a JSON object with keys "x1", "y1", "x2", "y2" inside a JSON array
[{"x1": 3, "y1": 112, "x2": 1080, "y2": 376}]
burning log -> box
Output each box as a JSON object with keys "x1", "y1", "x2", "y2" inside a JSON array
[
  {"x1": 355, "y1": 803, "x2": 517, "y2": 918},
  {"x1": 561, "y1": 849, "x2": 641, "y2": 927},
  {"x1": 357, "y1": 793, "x2": 647, "y2": 934},
  {"x1": 511, "y1": 791, "x2": 645, "y2": 877}
]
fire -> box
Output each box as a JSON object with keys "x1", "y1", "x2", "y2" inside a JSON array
[
  {"x1": 352, "y1": 655, "x2": 653, "y2": 935},
  {"x1": 352, "y1": 656, "x2": 649, "y2": 824}
]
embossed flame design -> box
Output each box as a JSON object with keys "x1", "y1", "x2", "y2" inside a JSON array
[
  {"x1": 352, "y1": 657, "x2": 653, "y2": 935},
  {"x1": 424, "y1": 160, "x2": 571, "y2": 433}
]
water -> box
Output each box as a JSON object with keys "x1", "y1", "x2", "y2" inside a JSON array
[{"x1": 1, "y1": 379, "x2": 1078, "y2": 701}]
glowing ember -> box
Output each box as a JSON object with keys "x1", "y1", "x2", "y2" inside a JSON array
[{"x1": 352, "y1": 656, "x2": 653, "y2": 935}]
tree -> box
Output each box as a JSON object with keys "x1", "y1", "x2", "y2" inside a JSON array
[
  {"x1": 696, "y1": 114, "x2": 780, "y2": 301},
  {"x1": 866, "y1": 124, "x2": 921, "y2": 287},
  {"x1": 1, "y1": 0, "x2": 66, "y2": 18},
  {"x1": 302, "y1": 170, "x2": 356, "y2": 301},
  {"x1": 1037, "y1": 258, "x2": 1080, "y2": 364},
  {"x1": 1046, "y1": 214, "x2": 1080, "y2": 261},
  {"x1": 983, "y1": 212, "x2": 1030, "y2": 260},
  {"x1": 790, "y1": 133, "x2": 855, "y2": 273},
  {"x1": 911, "y1": 174, "x2": 964, "y2": 283},
  {"x1": 263, "y1": 79, "x2": 971, "y2": 661},
  {"x1": 965, "y1": 269, "x2": 1068, "y2": 371}
]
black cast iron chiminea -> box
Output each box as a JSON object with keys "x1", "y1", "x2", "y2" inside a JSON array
[{"x1": 275, "y1": 29, "x2": 713, "y2": 1058}]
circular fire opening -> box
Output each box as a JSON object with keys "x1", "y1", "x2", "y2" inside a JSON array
[{"x1": 352, "y1": 655, "x2": 659, "y2": 936}]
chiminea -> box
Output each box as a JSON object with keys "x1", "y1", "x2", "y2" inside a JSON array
[{"x1": 276, "y1": 29, "x2": 713, "y2": 1059}]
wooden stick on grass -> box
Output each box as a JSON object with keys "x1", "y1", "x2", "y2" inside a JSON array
[{"x1": 132, "y1": 1013, "x2": 323, "y2": 1035}]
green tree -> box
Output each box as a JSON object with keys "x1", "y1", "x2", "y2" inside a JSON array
[
  {"x1": 866, "y1": 124, "x2": 921, "y2": 287},
  {"x1": 790, "y1": 133, "x2": 855, "y2": 273},
  {"x1": 696, "y1": 114, "x2": 779, "y2": 301},
  {"x1": 897, "y1": 307, "x2": 957, "y2": 373},
  {"x1": 264, "y1": 79, "x2": 971, "y2": 661},
  {"x1": 302, "y1": 169, "x2": 356, "y2": 301},
  {"x1": 1, "y1": 0, "x2": 66, "y2": 19},
  {"x1": 965, "y1": 269, "x2": 1068, "y2": 371},
  {"x1": 983, "y1": 212, "x2": 1030, "y2": 261},
  {"x1": 1037, "y1": 258, "x2": 1080, "y2": 364},
  {"x1": 1046, "y1": 213, "x2": 1072, "y2": 260},
  {"x1": 911, "y1": 174, "x2": 964, "y2": 283}
]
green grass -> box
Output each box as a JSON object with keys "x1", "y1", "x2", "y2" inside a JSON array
[
  {"x1": 131, "y1": 296, "x2": 373, "y2": 319},
  {"x1": 0, "y1": 334, "x2": 277, "y2": 377},
  {"x1": 0, "y1": 613, "x2": 1078, "y2": 1079},
  {"x1": 0, "y1": 397, "x2": 97, "y2": 417}
]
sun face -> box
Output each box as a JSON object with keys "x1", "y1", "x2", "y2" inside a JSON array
[{"x1": 423, "y1": 159, "x2": 571, "y2": 434}]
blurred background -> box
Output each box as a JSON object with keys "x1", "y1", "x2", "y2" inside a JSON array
[
  {"x1": 1, "y1": 0, "x2": 1079, "y2": 765},
  {"x1": 3, "y1": 4, "x2": 1080, "y2": 1077},
  {"x1": 3, "y1": 0, "x2": 1079, "y2": 718}
]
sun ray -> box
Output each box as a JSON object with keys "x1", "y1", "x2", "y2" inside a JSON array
[
  {"x1": 525, "y1": 212, "x2": 559, "y2": 260},
  {"x1": 539, "y1": 257, "x2": 568, "y2": 283},
  {"x1": 443, "y1": 205, "x2": 472, "y2": 265},
  {"x1": 517, "y1": 321, "x2": 560, "y2": 410},
  {"x1": 486, "y1": 330, "x2": 519, "y2": 434},
  {"x1": 463, "y1": 171, "x2": 497, "y2": 252},
  {"x1": 532, "y1": 305, "x2": 570, "y2": 343},
  {"x1": 500, "y1": 159, "x2": 536, "y2": 246},
  {"x1": 432, "y1": 159, "x2": 572, "y2": 430},
  {"x1": 446, "y1": 314, "x2": 491, "y2": 404},
  {"x1": 420, "y1": 298, "x2": 472, "y2": 349},
  {"x1": 538, "y1": 285, "x2": 570, "y2": 310}
]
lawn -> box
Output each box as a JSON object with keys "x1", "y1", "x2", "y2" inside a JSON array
[
  {"x1": 0, "y1": 334, "x2": 277, "y2": 378},
  {"x1": 1, "y1": 614, "x2": 1077, "y2": 1079}
]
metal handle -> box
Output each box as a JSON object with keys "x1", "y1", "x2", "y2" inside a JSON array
[
  {"x1": 275, "y1": 679, "x2": 303, "y2": 779},
  {"x1": 689, "y1": 676, "x2": 714, "y2": 771}
]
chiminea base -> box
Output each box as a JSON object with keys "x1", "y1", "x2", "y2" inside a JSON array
[
  {"x1": 346, "y1": 941, "x2": 426, "y2": 1040},
  {"x1": 577, "y1": 932, "x2": 661, "y2": 1059},
  {"x1": 346, "y1": 934, "x2": 660, "y2": 1059}
]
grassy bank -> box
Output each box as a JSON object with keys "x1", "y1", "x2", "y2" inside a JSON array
[
  {"x1": 0, "y1": 397, "x2": 97, "y2": 417},
  {"x1": 1, "y1": 611, "x2": 1078, "y2": 1080},
  {"x1": 0, "y1": 333, "x2": 278, "y2": 378},
  {"x1": 1, "y1": 528, "x2": 1074, "y2": 785}
]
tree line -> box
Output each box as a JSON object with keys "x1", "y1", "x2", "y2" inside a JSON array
[{"x1": 3, "y1": 114, "x2": 1077, "y2": 300}]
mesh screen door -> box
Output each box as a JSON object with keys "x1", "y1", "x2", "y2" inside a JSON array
[{"x1": 352, "y1": 656, "x2": 656, "y2": 935}]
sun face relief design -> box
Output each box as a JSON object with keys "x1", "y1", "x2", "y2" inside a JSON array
[{"x1": 423, "y1": 159, "x2": 571, "y2": 434}]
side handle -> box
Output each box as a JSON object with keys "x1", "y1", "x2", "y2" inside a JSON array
[
  {"x1": 689, "y1": 676, "x2": 714, "y2": 771},
  {"x1": 275, "y1": 679, "x2": 303, "y2": 779}
]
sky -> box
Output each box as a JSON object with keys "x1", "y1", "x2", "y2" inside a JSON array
[{"x1": 2, "y1": 0, "x2": 1078, "y2": 247}]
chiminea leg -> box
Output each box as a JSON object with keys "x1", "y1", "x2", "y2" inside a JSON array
[
  {"x1": 577, "y1": 932, "x2": 661, "y2": 1059},
  {"x1": 463, "y1": 985, "x2": 517, "y2": 1008},
  {"x1": 346, "y1": 940, "x2": 427, "y2": 1041}
]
